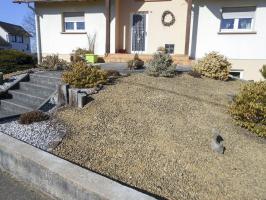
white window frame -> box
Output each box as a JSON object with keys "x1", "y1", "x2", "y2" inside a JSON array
[
  {"x1": 63, "y1": 12, "x2": 85, "y2": 33},
  {"x1": 220, "y1": 7, "x2": 256, "y2": 33}
]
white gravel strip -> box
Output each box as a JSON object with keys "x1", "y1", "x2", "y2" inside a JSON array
[{"x1": 0, "y1": 118, "x2": 67, "y2": 151}]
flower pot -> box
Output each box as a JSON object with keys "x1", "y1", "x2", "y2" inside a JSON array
[{"x1": 85, "y1": 54, "x2": 98, "y2": 64}]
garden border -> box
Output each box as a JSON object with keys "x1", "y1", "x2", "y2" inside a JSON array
[{"x1": 0, "y1": 132, "x2": 156, "y2": 200}]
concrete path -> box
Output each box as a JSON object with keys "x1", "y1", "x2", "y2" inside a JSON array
[
  {"x1": 99, "y1": 62, "x2": 144, "y2": 74},
  {"x1": 0, "y1": 169, "x2": 53, "y2": 200}
]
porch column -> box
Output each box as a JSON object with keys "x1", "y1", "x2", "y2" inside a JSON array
[
  {"x1": 105, "y1": 0, "x2": 111, "y2": 54},
  {"x1": 184, "y1": 0, "x2": 192, "y2": 56}
]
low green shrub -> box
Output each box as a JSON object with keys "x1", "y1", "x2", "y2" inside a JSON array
[
  {"x1": 127, "y1": 54, "x2": 144, "y2": 70},
  {"x1": 39, "y1": 54, "x2": 69, "y2": 70},
  {"x1": 145, "y1": 52, "x2": 175, "y2": 77},
  {"x1": 19, "y1": 111, "x2": 49, "y2": 125},
  {"x1": 193, "y1": 52, "x2": 231, "y2": 81},
  {"x1": 0, "y1": 50, "x2": 35, "y2": 74},
  {"x1": 229, "y1": 81, "x2": 266, "y2": 137},
  {"x1": 260, "y1": 65, "x2": 266, "y2": 79},
  {"x1": 62, "y1": 61, "x2": 108, "y2": 88}
]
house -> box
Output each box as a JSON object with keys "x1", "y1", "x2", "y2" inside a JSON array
[
  {"x1": 0, "y1": 21, "x2": 31, "y2": 53},
  {"x1": 14, "y1": 0, "x2": 266, "y2": 81}
]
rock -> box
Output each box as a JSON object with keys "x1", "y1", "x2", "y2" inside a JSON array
[{"x1": 211, "y1": 129, "x2": 225, "y2": 154}]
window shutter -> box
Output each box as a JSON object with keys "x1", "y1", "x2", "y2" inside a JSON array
[{"x1": 222, "y1": 7, "x2": 256, "y2": 19}]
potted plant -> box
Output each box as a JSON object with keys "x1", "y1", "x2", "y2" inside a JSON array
[{"x1": 85, "y1": 33, "x2": 98, "y2": 64}]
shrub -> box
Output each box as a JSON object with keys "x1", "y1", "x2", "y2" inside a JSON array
[
  {"x1": 127, "y1": 54, "x2": 144, "y2": 70},
  {"x1": 145, "y1": 52, "x2": 176, "y2": 77},
  {"x1": 0, "y1": 50, "x2": 35, "y2": 74},
  {"x1": 105, "y1": 69, "x2": 120, "y2": 77},
  {"x1": 62, "y1": 61, "x2": 108, "y2": 88},
  {"x1": 193, "y1": 52, "x2": 231, "y2": 81},
  {"x1": 229, "y1": 81, "x2": 266, "y2": 137},
  {"x1": 40, "y1": 54, "x2": 69, "y2": 70},
  {"x1": 188, "y1": 70, "x2": 202, "y2": 78},
  {"x1": 71, "y1": 48, "x2": 91, "y2": 63},
  {"x1": 19, "y1": 111, "x2": 49, "y2": 125},
  {"x1": 260, "y1": 65, "x2": 266, "y2": 79}
]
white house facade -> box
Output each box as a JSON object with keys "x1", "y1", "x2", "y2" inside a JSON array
[
  {"x1": 15, "y1": 0, "x2": 266, "y2": 81},
  {"x1": 0, "y1": 21, "x2": 31, "y2": 53},
  {"x1": 191, "y1": 0, "x2": 266, "y2": 80}
]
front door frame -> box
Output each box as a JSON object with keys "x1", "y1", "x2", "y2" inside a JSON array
[{"x1": 130, "y1": 12, "x2": 149, "y2": 54}]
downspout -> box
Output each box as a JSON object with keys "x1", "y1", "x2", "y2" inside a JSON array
[{"x1": 27, "y1": 3, "x2": 42, "y2": 64}]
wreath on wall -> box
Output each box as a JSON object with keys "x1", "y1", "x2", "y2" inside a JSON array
[{"x1": 162, "y1": 10, "x2": 176, "y2": 27}]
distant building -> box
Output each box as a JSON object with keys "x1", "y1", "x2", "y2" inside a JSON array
[{"x1": 0, "y1": 21, "x2": 31, "y2": 53}]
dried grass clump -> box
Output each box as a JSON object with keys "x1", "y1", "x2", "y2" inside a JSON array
[{"x1": 19, "y1": 111, "x2": 49, "y2": 125}]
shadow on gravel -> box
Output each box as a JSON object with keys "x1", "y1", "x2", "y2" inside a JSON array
[{"x1": 124, "y1": 80, "x2": 226, "y2": 108}]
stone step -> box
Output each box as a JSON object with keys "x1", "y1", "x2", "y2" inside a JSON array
[
  {"x1": 0, "y1": 99, "x2": 33, "y2": 114},
  {"x1": 19, "y1": 82, "x2": 55, "y2": 97},
  {"x1": 0, "y1": 107, "x2": 20, "y2": 120},
  {"x1": 8, "y1": 90, "x2": 46, "y2": 108},
  {"x1": 29, "y1": 73, "x2": 61, "y2": 88}
]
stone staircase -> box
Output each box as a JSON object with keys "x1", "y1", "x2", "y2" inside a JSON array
[{"x1": 0, "y1": 71, "x2": 61, "y2": 120}]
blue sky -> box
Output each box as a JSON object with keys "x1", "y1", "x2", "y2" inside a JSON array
[{"x1": 0, "y1": 0, "x2": 30, "y2": 25}]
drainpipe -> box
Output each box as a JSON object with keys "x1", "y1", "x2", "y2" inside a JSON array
[{"x1": 27, "y1": 3, "x2": 42, "y2": 64}]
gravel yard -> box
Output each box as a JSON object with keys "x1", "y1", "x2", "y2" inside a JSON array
[
  {"x1": 54, "y1": 73, "x2": 266, "y2": 200},
  {"x1": 0, "y1": 117, "x2": 67, "y2": 151}
]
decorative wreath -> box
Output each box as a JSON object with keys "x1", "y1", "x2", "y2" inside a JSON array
[{"x1": 162, "y1": 10, "x2": 176, "y2": 27}]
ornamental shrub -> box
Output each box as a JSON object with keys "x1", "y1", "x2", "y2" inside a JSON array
[
  {"x1": 193, "y1": 52, "x2": 231, "y2": 81},
  {"x1": 40, "y1": 54, "x2": 69, "y2": 70},
  {"x1": 62, "y1": 61, "x2": 108, "y2": 88},
  {"x1": 229, "y1": 81, "x2": 266, "y2": 137},
  {"x1": 19, "y1": 111, "x2": 49, "y2": 125},
  {"x1": 71, "y1": 48, "x2": 91, "y2": 63},
  {"x1": 145, "y1": 52, "x2": 176, "y2": 77},
  {"x1": 127, "y1": 54, "x2": 144, "y2": 70},
  {"x1": 260, "y1": 65, "x2": 266, "y2": 79}
]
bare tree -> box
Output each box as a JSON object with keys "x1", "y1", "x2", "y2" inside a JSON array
[{"x1": 23, "y1": 11, "x2": 36, "y2": 53}]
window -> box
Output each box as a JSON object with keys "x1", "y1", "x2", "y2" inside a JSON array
[
  {"x1": 63, "y1": 12, "x2": 85, "y2": 32},
  {"x1": 16, "y1": 36, "x2": 23, "y2": 43},
  {"x1": 10, "y1": 35, "x2": 23, "y2": 43},
  {"x1": 220, "y1": 7, "x2": 256, "y2": 32},
  {"x1": 229, "y1": 70, "x2": 244, "y2": 79},
  {"x1": 165, "y1": 44, "x2": 175, "y2": 54}
]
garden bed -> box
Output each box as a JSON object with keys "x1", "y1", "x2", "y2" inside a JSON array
[{"x1": 53, "y1": 74, "x2": 266, "y2": 200}]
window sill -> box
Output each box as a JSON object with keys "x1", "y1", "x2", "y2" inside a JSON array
[
  {"x1": 218, "y1": 31, "x2": 257, "y2": 35},
  {"x1": 61, "y1": 32, "x2": 87, "y2": 34}
]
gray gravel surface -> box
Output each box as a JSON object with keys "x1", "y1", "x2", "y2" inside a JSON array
[
  {"x1": 0, "y1": 117, "x2": 67, "y2": 151},
  {"x1": 54, "y1": 73, "x2": 266, "y2": 200}
]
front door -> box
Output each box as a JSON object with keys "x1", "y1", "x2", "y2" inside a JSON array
[{"x1": 131, "y1": 13, "x2": 147, "y2": 53}]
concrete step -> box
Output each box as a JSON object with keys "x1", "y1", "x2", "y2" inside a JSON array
[
  {"x1": 0, "y1": 107, "x2": 20, "y2": 119},
  {"x1": 29, "y1": 73, "x2": 61, "y2": 88},
  {"x1": 8, "y1": 90, "x2": 46, "y2": 108},
  {"x1": 0, "y1": 99, "x2": 33, "y2": 114},
  {"x1": 19, "y1": 82, "x2": 55, "y2": 97}
]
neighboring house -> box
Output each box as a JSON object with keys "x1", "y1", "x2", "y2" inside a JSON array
[
  {"x1": 15, "y1": 0, "x2": 266, "y2": 81},
  {"x1": 0, "y1": 21, "x2": 31, "y2": 53}
]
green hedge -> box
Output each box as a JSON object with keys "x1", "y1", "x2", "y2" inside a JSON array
[{"x1": 0, "y1": 50, "x2": 35, "y2": 74}]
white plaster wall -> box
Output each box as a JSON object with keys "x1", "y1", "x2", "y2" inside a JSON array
[
  {"x1": 191, "y1": 0, "x2": 266, "y2": 80},
  {"x1": 0, "y1": 27, "x2": 8, "y2": 41},
  {"x1": 36, "y1": 0, "x2": 116, "y2": 59}
]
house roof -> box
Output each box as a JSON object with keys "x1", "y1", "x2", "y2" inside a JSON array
[
  {"x1": 0, "y1": 36, "x2": 10, "y2": 47},
  {"x1": 0, "y1": 21, "x2": 31, "y2": 37}
]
